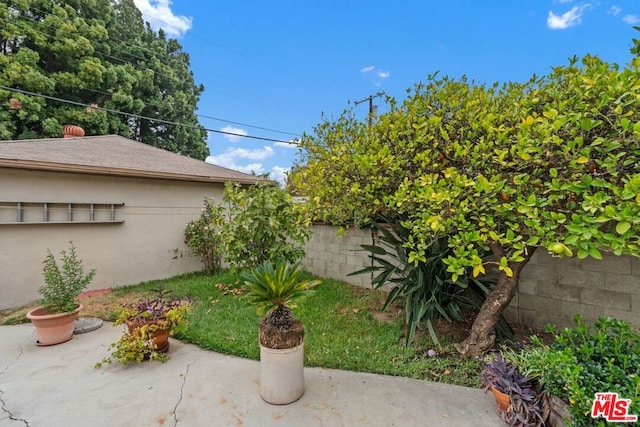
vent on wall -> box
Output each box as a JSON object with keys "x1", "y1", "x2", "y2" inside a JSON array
[{"x1": 0, "y1": 202, "x2": 124, "y2": 225}]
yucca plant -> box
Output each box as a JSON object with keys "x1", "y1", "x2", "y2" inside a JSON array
[
  {"x1": 242, "y1": 261, "x2": 320, "y2": 347},
  {"x1": 350, "y1": 221, "x2": 511, "y2": 348}
]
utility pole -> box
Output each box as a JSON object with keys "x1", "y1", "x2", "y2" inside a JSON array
[{"x1": 354, "y1": 91, "x2": 385, "y2": 127}]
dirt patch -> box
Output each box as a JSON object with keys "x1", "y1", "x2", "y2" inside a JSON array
[
  {"x1": 78, "y1": 288, "x2": 113, "y2": 299},
  {"x1": 353, "y1": 284, "x2": 553, "y2": 347},
  {"x1": 78, "y1": 290, "x2": 150, "y2": 321},
  {"x1": 0, "y1": 289, "x2": 151, "y2": 325}
]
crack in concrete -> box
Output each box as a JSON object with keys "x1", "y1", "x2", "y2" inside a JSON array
[
  {"x1": 0, "y1": 331, "x2": 32, "y2": 426},
  {"x1": 0, "y1": 333, "x2": 28, "y2": 375},
  {"x1": 171, "y1": 357, "x2": 199, "y2": 427},
  {"x1": 0, "y1": 391, "x2": 30, "y2": 426}
]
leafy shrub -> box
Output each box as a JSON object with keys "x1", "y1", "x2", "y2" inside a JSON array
[
  {"x1": 351, "y1": 222, "x2": 511, "y2": 347},
  {"x1": 39, "y1": 241, "x2": 96, "y2": 313},
  {"x1": 222, "y1": 182, "x2": 312, "y2": 269},
  {"x1": 184, "y1": 197, "x2": 226, "y2": 274},
  {"x1": 504, "y1": 315, "x2": 640, "y2": 426}
]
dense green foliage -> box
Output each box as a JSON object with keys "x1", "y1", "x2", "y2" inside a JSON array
[
  {"x1": 291, "y1": 39, "x2": 640, "y2": 354},
  {"x1": 503, "y1": 316, "x2": 640, "y2": 426},
  {"x1": 185, "y1": 184, "x2": 313, "y2": 272},
  {"x1": 351, "y1": 222, "x2": 509, "y2": 347},
  {"x1": 39, "y1": 241, "x2": 95, "y2": 313},
  {"x1": 222, "y1": 182, "x2": 312, "y2": 269},
  {"x1": 294, "y1": 53, "x2": 640, "y2": 276},
  {"x1": 184, "y1": 198, "x2": 226, "y2": 274},
  {"x1": 0, "y1": 0, "x2": 208, "y2": 158}
]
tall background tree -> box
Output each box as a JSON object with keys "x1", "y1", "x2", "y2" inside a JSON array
[
  {"x1": 290, "y1": 44, "x2": 640, "y2": 356},
  {"x1": 0, "y1": 0, "x2": 208, "y2": 159}
]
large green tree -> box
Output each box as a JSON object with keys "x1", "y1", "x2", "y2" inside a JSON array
[
  {"x1": 291, "y1": 49, "x2": 640, "y2": 356},
  {"x1": 0, "y1": 0, "x2": 208, "y2": 159}
]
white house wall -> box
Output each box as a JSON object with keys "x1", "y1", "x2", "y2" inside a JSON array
[{"x1": 0, "y1": 168, "x2": 221, "y2": 309}]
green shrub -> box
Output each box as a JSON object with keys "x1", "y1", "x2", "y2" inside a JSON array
[
  {"x1": 504, "y1": 315, "x2": 640, "y2": 426},
  {"x1": 184, "y1": 197, "x2": 226, "y2": 274},
  {"x1": 222, "y1": 182, "x2": 312, "y2": 269},
  {"x1": 39, "y1": 242, "x2": 96, "y2": 313}
]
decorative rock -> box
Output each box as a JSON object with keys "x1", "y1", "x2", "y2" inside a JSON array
[{"x1": 74, "y1": 317, "x2": 104, "y2": 334}]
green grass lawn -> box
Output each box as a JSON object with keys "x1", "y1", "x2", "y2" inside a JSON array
[{"x1": 5, "y1": 270, "x2": 484, "y2": 387}]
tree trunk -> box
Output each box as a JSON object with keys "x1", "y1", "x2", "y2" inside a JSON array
[{"x1": 455, "y1": 243, "x2": 536, "y2": 357}]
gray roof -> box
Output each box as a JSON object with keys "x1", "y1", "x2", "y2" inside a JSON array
[{"x1": 0, "y1": 135, "x2": 268, "y2": 184}]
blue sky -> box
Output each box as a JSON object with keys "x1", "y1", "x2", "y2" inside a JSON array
[{"x1": 132, "y1": 0, "x2": 640, "y2": 184}]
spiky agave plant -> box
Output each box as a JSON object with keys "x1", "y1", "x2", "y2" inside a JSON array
[{"x1": 242, "y1": 261, "x2": 320, "y2": 330}]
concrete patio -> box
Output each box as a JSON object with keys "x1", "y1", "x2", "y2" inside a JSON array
[{"x1": 0, "y1": 323, "x2": 503, "y2": 426}]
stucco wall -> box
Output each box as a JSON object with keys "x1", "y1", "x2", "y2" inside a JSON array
[
  {"x1": 303, "y1": 224, "x2": 640, "y2": 329},
  {"x1": 0, "y1": 168, "x2": 219, "y2": 309}
]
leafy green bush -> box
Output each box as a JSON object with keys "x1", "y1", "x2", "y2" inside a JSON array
[
  {"x1": 39, "y1": 242, "x2": 96, "y2": 313},
  {"x1": 222, "y1": 182, "x2": 312, "y2": 269},
  {"x1": 504, "y1": 315, "x2": 640, "y2": 426},
  {"x1": 184, "y1": 197, "x2": 226, "y2": 274},
  {"x1": 351, "y1": 222, "x2": 510, "y2": 347}
]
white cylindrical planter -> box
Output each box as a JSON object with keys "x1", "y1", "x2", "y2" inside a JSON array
[{"x1": 259, "y1": 341, "x2": 304, "y2": 404}]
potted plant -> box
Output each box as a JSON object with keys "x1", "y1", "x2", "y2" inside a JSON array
[
  {"x1": 241, "y1": 261, "x2": 321, "y2": 404},
  {"x1": 26, "y1": 242, "x2": 96, "y2": 346},
  {"x1": 96, "y1": 289, "x2": 190, "y2": 366},
  {"x1": 481, "y1": 354, "x2": 546, "y2": 426}
]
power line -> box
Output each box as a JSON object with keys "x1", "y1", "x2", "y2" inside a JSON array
[
  {"x1": 8, "y1": 7, "x2": 302, "y2": 138},
  {"x1": 71, "y1": 85, "x2": 301, "y2": 137},
  {"x1": 1, "y1": 86, "x2": 300, "y2": 145}
]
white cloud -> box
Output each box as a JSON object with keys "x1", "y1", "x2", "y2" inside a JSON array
[
  {"x1": 361, "y1": 65, "x2": 375, "y2": 73},
  {"x1": 133, "y1": 0, "x2": 192, "y2": 37},
  {"x1": 206, "y1": 146, "x2": 274, "y2": 166},
  {"x1": 623, "y1": 14, "x2": 640, "y2": 24},
  {"x1": 221, "y1": 125, "x2": 248, "y2": 142},
  {"x1": 547, "y1": 5, "x2": 590, "y2": 29},
  {"x1": 270, "y1": 166, "x2": 289, "y2": 185},
  {"x1": 609, "y1": 6, "x2": 622, "y2": 16},
  {"x1": 274, "y1": 139, "x2": 299, "y2": 149},
  {"x1": 377, "y1": 70, "x2": 390, "y2": 79}
]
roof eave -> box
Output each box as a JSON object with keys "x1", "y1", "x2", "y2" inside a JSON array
[{"x1": 0, "y1": 159, "x2": 267, "y2": 185}]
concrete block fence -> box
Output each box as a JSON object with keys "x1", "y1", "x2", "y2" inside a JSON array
[{"x1": 302, "y1": 224, "x2": 640, "y2": 330}]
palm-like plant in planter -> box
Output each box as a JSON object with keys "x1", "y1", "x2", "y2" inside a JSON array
[
  {"x1": 27, "y1": 242, "x2": 96, "y2": 346},
  {"x1": 242, "y1": 261, "x2": 321, "y2": 404}
]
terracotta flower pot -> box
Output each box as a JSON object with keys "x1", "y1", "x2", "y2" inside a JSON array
[
  {"x1": 491, "y1": 385, "x2": 511, "y2": 411},
  {"x1": 27, "y1": 304, "x2": 83, "y2": 346},
  {"x1": 124, "y1": 319, "x2": 171, "y2": 355}
]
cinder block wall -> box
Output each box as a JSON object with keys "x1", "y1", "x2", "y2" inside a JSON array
[
  {"x1": 303, "y1": 224, "x2": 640, "y2": 329},
  {"x1": 506, "y1": 249, "x2": 640, "y2": 329},
  {"x1": 302, "y1": 224, "x2": 375, "y2": 288}
]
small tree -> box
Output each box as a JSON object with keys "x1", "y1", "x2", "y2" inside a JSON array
[
  {"x1": 184, "y1": 197, "x2": 226, "y2": 274},
  {"x1": 293, "y1": 49, "x2": 640, "y2": 356},
  {"x1": 222, "y1": 182, "x2": 312, "y2": 269}
]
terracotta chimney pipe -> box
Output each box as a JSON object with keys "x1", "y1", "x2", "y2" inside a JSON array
[{"x1": 62, "y1": 125, "x2": 85, "y2": 138}]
